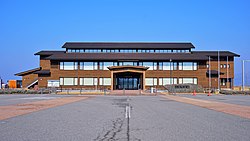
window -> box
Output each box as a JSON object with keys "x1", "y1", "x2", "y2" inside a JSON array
[
  {"x1": 193, "y1": 62, "x2": 197, "y2": 70},
  {"x1": 224, "y1": 64, "x2": 227, "y2": 68},
  {"x1": 60, "y1": 62, "x2": 78, "y2": 70},
  {"x1": 80, "y1": 78, "x2": 98, "y2": 86},
  {"x1": 143, "y1": 62, "x2": 154, "y2": 70},
  {"x1": 153, "y1": 62, "x2": 157, "y2": 70},
  {"x1": 159, "y1": 62, "x2": 177, "y2": 70},
  {"x1": 159, "y1": 62, "x2": 163, "y2": 70},
  {"x1": 80, "y1": 62, "x2": 98, "y2": 70},
  {"x1": 100, "y1": 62, "x2": 113, "y2": 70},
  {"x1": 99, "y1": 78, "x2": 111, "y2": 85},
  {"x1": 220, "y1": 64, "x2": 223, "y2": 68},
  {"x1": 60, "y1": 78, "x2": 78, "y2": 86},
  {"x1": 228, "y1": 64, "x2": 230, "y2": 68},
  {"x1": 178, "y1": 78, "x2": 198, "y2": 84},
  {"x1": 206, "y1": 64, "x2": 209, "y2": 69},
  {"x1": 145, "y1": 78, "x2": 157, "y2": 86},
  {"x1": 179, "y1": 62, "x2": 198, "y2": 70},
  {"x1": 220, "y1": 78, "x2": 226, "y2": 86},
  {"x1": 159, "y1": 78, "x2": 177, "y2": 85}
]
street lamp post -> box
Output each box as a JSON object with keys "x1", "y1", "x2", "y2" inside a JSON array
[
  {"x1": 170, "y1": 59, "x2": 172, "y2": 94},
  {"x1": 242, "y1": 60, "x2": 250, "y2": 91}
]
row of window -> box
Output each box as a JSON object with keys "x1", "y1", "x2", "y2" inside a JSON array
[
  {"x1": 59, "y1": 78, "x2": 111, "y2": 86},
  {"x1": 145, "y1": 77, "x2": 198, "y2": 86},
  {"x1": 206, "y1": 64, "x2": 230, "y2": 69},
  {"x1": 220, "y1": 64, "x2": 230, "y2": 69},
  {"x1": 59, "y1": 77, "x2": 198, "y2": 86},
  {"x1": 67, "y1": 49, "x2": 190, "y2": 53},
  {"x1": 59, "y1": 62, "x2": 198, "y2": 71}
]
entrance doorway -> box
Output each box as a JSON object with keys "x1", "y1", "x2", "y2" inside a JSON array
[{"x1": 114, "y1": 72, "x2": 142, "y2": 90}]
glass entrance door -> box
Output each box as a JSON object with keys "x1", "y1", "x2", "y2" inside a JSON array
[{"x1": 115, "y1": 72, "x2": 141, "y2": 90}]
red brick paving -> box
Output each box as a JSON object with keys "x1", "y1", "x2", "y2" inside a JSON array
[
  {"x1": 0, "y1": 96, "x2": 88, "y2": 120},
  {"x1": 161, "y1": 95, "x2": 250, "y2": 119}
]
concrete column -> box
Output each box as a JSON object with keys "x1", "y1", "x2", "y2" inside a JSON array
[
  {"x1": 111, "y1": 71, "x2": 113, "y2": 90},
  {"x1": 143, "y1": 71, "x2": 146, "y2": 90}
]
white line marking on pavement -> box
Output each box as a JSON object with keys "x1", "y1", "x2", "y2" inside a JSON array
[{"x1": 125, "y1": 105, "x2": 131, "y2": 119}]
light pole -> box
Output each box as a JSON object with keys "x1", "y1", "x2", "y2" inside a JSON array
[
  {"x1": 209, "y1": 56, "x2": 211, "y2": 93},
  {"x1": 170, "y1": 59, "x2": 172, "y2": 94},
  {"x1": 218, "y1": 51, "x2": 220, "y2": 90},
  {"x1": 242, "y1": 60, "x2": 250, "y2": 91}
]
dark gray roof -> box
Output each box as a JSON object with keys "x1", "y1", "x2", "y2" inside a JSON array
[
  {"x1": 15, "y1": 67, "x2": 41, "y2": 76},
  {"x1": 45, "y1": 52, "x2": 209, "y2": 61},
  {"x1": 35, "y1": 51, "x2": 65, "y2": 55},
  {"x1": 192, "y1": 51, "x2": 240, "y2": 57},
  {"x1": 62, "y1": 42, "x2": 195, "y2": 49},
  {"x1": 33, "y1": 70, "x2": 51, "y2": 75}
]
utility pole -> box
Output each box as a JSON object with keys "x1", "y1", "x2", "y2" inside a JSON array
[
  {"x1": 209, "y1": 56, "x2": 211, "y2": 92},
  {"x1": 170, "y1": 59, "x2": 172, "y2": 94},
  {"x1": 227, "y1": 56, "x2": 229, "y2": 89},
  {"x1": 218, "y1": 51, "x2": 220, "y2": 90}
]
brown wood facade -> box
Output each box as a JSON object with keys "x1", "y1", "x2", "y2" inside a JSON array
[{"x1": 15, "y1": 42, "x2": 239, "y2": 90}]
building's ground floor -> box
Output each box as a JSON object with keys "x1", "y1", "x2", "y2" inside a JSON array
[{"x1": 19, "y1": 66, "x2": 234, "y2": 90}]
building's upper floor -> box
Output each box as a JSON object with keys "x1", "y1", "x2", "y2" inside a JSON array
[{"x1": 34, "y1": 42, "x2": 240, "y2": 62}]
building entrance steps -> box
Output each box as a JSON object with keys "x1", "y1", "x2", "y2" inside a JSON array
[{"x1": 109, "y1": 90, "x2": 156, "y2": 96}]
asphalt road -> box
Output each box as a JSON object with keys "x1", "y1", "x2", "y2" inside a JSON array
[{"x1": 0, "y1": 95, "x2": 250, "y2": 141}]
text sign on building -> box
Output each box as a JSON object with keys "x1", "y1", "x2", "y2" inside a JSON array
[{"x1": 47, "y1": 80, "x2": 60, "y2": 87}]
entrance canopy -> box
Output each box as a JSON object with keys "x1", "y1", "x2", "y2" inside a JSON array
[{"x1": 108, "y1": 66, "x2": 149, "y2": 90}]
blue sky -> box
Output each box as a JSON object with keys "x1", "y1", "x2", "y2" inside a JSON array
[{"x1": 0, "y1": 0, "x2": 249, "y2": 85}]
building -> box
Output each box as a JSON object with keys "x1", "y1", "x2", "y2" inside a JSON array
[{"x1": 15, "y1": 42, "x2": 239, "y2": 90}]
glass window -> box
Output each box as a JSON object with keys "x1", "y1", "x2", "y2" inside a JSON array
[
  {"x1": 60, "y1": 78, "x2": 78, "y2": 86},
  {"x1": 194, "y1": 78, "x2": 198, "y2": 84},
  {"x1": 154, "y1": 78, "x2": 157, "y2": 86},
  {"x1": 228, "y1": 64, "x2": 230, "y2": 68},
  {"x1": 104, "y1": 62, "x2": 113, "y2": 70},
  {"x1": 179, "y1": 78, "x2": 198, "y2": 84},
  {"x1": 145, "y1": 78, "x2": 154, "y2": 86},
  {"x1": 60, "y1": 62, "x2": 78, "y2": 70},
  {"x1": 153, "y1": 62, "x2": 157, "y2": 70},
  {"x1": 79, "y1": 62, "x2": 98, "y2": 70},
  {"x1": 83, "y1": 78, "x2": 94, "y2": 86},
  {"x1": 84, "y1": 62, "x2": 93, "y2": 70},
  {"x1": 113, "y1": 62, "x2": 118, "y2": 66},
  {"x1": 173, "y1": 62, "x2": 177, "y2": 70},
  {"x1": 183, "y1": 62, "x2": 193, "y2": 70},
  {"x1": 163, "y1": 62, "x2": 170, "y2": 70},
  {"x1": 193, "y1": 62, "x2": 197, "y2": 70},
  {"x1": 159, "y1": 78, "x2": 177, "y2": 85},
  {"x1": 123, "y1": 62, "x2": 134, "y2": 66},
  {"x1": 60, "y1": 78, "x2": 63, "y2": 85},
  {"x1": 99, "y1": 78, "x2": 111, "y2": 85},
  {"x1": 179, "y1": 62, "x2": 183, "y2": 70},
  {"x1": 143, "y1": 62, "x2": 153, "y2": 70},
  {"x1": 159, "y1": 62, "x2": 163, "y2": 70}
]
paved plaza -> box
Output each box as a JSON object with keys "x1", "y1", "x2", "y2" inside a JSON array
[{"x1": 0, "y1": 94, "x2": 250, "y2": 141}]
